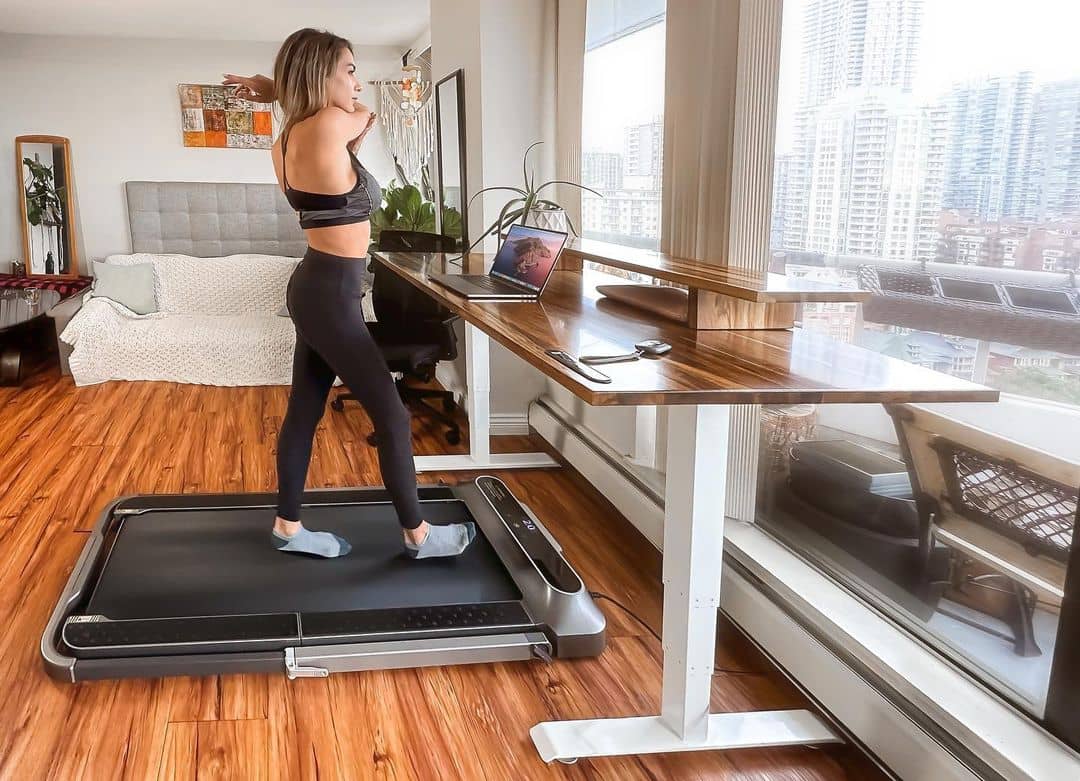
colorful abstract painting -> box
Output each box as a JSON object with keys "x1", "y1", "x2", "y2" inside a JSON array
[{"x1": 178, "y1": 84, "x2": 273, "y2": 149}]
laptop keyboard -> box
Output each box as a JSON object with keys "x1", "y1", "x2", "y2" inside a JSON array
[{"x1": 468, "y1": 276, "x2": 509, "y2": 291}]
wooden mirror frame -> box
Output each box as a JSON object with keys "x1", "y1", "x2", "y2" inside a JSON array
[
  {"x1": 434, "y1": 69, "x2": 469, "y2": 251},
  {"x1": 15, "y1": 134, "x2": 80, "y2": 278}
]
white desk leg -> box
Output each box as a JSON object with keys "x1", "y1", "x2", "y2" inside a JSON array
[
  {"x1": 465, "y1": 321, "x2": 491, "y2": 463},
  {"x1": 529, "y1": 404, "x2": 840, "y2": 762},
  {"x1": 412, "y1": 322, "x2": 557, "y2": 472}
]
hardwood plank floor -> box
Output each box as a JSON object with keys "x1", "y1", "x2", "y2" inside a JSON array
[{"x1": 0, "y1": 363, "x2": 887, "y2": 780}]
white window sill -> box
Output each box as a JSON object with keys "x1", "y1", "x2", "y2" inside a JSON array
[{"x1": 723, "y1": 518, "x2": 1080, "y2": 781}]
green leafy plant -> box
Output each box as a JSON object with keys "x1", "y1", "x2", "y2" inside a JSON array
[
  {"x1": 370, "y1": 180, "x2": 463, "y2": 247},
  {"x1": 465, "y1": 141, "x2": 601, "y2": 251},
  {"x1": 23, "y1": 156, "x2": 65, "y2": 274},
  {"x1": 23, "y1": 157, "x2": 64, "y2": 227}
]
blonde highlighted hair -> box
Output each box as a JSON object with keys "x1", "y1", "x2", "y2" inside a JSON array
[{"x1": 273, "y1": 28, "x2": 353, "y2": 139}]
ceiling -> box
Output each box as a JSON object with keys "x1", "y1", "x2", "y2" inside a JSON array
[{"x1": 0, "y1": 0, "x2": 430, "y2": 47}]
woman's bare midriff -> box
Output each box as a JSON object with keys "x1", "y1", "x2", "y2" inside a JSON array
[{"x1": 303, "y1": 221, "x2": 372, "y2": 259}]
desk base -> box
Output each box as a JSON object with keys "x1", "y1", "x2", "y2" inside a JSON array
[
  {"x1": 414, "y1": 452, "x2": 558, "y2": 472},
  {"x1": 530, "y1": 710, "x2": 841, "y2": 763}
]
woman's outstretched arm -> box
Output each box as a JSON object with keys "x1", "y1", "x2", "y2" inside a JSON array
[{"x1": 222, "y1": 73, "x2": 276, "y2": 103}]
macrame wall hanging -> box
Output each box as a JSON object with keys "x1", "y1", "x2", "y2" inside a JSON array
[{"x1": 372, "y1": 58, "x2": 436, "y2": 185}]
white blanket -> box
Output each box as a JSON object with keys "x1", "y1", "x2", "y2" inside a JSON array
[
  {"x1": 61, "y1": 296, "x2": 296, "y2": 386},
  {"x1": 59, "y1": 253, "x2": 302, "y2": 387}
]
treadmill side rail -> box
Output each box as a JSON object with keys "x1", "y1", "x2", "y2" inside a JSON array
[{"x1": 285, "y1": 632, "x2": 550, "y2": 679}]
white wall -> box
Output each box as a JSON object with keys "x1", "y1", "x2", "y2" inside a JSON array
[
  {"x1": 0, "y1": 33, "x2": 403, "y2": 272},
  {"x1": 429, "y1": 0, "x2": 554, "y2": 418}
]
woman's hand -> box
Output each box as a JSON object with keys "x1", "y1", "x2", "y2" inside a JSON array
[
  {"x1": 222, "y1": 73, "x2": 275, "y2": 103},
  {"x1": 348, "y1": 111, "x2": 378, "y2": 154}
]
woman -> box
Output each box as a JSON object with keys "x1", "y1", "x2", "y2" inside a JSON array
[{"x1": 224, "y1": 28, "x2": 474, "y2": 560}]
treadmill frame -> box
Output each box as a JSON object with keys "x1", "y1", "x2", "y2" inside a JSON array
[{"x1": 42, "y1": 480, "x2": 605, "y2": 682}]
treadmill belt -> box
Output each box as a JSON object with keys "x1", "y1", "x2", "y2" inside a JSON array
[{"x1": 84, "y1": 500, "x2": 522, "y2": 620}]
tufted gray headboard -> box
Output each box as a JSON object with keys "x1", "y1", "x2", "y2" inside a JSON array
[{"x1": 125, "y1": 181, "x2": 307, "y2": 258}]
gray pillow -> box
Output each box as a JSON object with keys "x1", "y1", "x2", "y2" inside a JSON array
[{"x1": 90, "y1": 260, "x2": 158, "y2": 314}]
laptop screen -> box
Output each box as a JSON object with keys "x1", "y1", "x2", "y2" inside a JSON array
[{"x1": 488, "y1": 225, "x2": 568, "y2": 293}]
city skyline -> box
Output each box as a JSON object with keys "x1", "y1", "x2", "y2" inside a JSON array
[
  {"x1": 776, "y1": 0, "x2": 1080, "y2": 155},
  {"x1": 578, "y1": 1, "x2": 1080, "y2": 160},
  {"x1": 775, "y1": 0, "x2": 1079, "y2": 269}
]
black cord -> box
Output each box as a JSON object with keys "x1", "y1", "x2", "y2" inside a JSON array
[
  {"x1": 589, "y1": 590, "x2": 760, "y2": 676},
  {"x1": 589, "y1": 591, "x2": 661, "y2": 643}
]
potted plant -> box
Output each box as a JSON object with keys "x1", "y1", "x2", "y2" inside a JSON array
[
  {"x1": 465, "y1": 141, "x2": 601, "y2": 251},
  {"x1": 370, "y1": 180, "x2": 463, "y2": 248},
  {"x1": 23, "y1": 156, "x2": 65, "y2": 273}
]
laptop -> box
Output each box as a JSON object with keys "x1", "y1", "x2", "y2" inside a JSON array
[{"x1": 430, "y1": 224, "x2": 568, "y2": 300}]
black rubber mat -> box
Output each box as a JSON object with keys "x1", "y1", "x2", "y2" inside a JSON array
[{"x1": 84, "y1": 499, "x2": 521, "y2": 619}]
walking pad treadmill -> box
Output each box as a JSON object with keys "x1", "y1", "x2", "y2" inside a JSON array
[{"x1": 42, "y1": 477, "x2": 605, "y2": 682}]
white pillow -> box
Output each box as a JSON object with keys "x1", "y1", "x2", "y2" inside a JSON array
[{"x1": 90, "y1": 260, "x2": 158, "y2": 314}]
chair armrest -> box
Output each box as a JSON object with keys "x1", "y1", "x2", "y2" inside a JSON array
[{"x1": 47, "y1": 289, "x2": 92, "y2": 376}]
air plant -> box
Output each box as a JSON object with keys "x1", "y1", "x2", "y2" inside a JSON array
[{"x1": 465, "y1": 141, "x2": 602, "y2": 251}]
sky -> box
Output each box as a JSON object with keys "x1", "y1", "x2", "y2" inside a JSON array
[
  {"x1": 579, "y1": 1, "x2": 1080, "y2": 157},
  {"x1": 581, "y1": 21, "x2": 666, "y2": 154}
]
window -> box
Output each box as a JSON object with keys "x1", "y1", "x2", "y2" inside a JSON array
[
  {"x1": 760, "y1": 0, "x2": 1080, "y2": 739},
  {"x1": 581, "y1": 0, "x2": 666, "y2": 253}
]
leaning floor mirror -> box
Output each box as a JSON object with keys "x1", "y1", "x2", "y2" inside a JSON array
[
  {"x1": 15, "y1": 135, "x2": 80, "y2": 277},
  {"x1": 435, "y1": 69, "x2": 468, "y2": 251}
]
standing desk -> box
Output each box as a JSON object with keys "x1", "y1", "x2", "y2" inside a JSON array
[{"x1": 369, "y1": 248, "x2": 998, "y2": 763}]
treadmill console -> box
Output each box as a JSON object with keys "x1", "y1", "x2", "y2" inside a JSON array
[{"x1": 475, "y1": 477, "x2": 582, "y2": 594}]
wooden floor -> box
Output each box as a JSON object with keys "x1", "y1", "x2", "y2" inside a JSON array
[{"x1": 0, "y1": 358, "x2": 887, "y2": 780}]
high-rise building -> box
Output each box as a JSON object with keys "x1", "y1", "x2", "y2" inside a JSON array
[
  {"x1": 581, "y1": 151, "x2": 623, "y2": 192},
  {"x1": 581, "y1": 189, "x2": 662, "y2": 246},
  {"x1": 780, "y1": 0, "x2": 938, "y2": 260},
  {"x1": 581, "y1": 119, "x2": 663, "y2": 246},
  {"x1": 771, "y1": 154, "x2": 792, "y2": 248},
  {"x1": 798, "y1": 93, "x2": 944, "y2": 261},
  {"x1": 1025, "y1": 78, "x2": 1080, "y2": 221},
  {"x1": 797, "y1": 0, "x2": 922, "y2": 107},
  {"x1": 623, "y1": 118, "x2": 663, "y2": 180},
  {"x1": 942, "y1": 73, "x2": 1036, "y2": 222}
]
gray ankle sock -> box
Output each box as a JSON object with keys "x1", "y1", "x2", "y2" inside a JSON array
[
  {"x1": 272, "y1": 526, "x2": 352, "y2": 558},
  {"x1": 405, "y1": 522, "x2": 477, "y2": 559}
]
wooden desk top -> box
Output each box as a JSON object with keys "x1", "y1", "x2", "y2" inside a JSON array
[
  {"x1": 370, "y1": 251, "x2": 999, "y2": 407},
  {"x1": 563, "y1": 237, "x2": 869, "y2": 304}
]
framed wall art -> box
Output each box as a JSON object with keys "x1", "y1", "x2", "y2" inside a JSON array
[{"x1": 178, "y1": 84, "x2": 273, "y2": 149}]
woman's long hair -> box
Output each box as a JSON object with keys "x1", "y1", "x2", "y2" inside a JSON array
[{"x1": 273, "y1": 28, "x2": 353, "y2": 140}]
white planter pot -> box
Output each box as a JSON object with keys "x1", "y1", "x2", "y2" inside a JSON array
[{"x1": 527, "y1": 207, "x2": 568, "y2": 233}]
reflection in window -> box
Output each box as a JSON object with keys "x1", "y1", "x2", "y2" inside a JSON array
[{"x1": 760, "y1": 0, "x2": 1080, "y2": 746}]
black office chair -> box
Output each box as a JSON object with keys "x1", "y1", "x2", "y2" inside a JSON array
[{"x1": 330, "y1": 229, "x2": 463, "y2": 445}]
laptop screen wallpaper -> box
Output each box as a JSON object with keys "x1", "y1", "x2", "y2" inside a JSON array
[{"x1": 489, "y1": 226, "x2": 566, "y2": 292}]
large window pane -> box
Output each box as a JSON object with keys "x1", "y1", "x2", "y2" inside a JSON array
[
  {"x1": 761, "y1": 0, "x2": 1080, "y2": 747},
  {"x1": 581, "y1": 2, "x2": 665, "y2": 252}
]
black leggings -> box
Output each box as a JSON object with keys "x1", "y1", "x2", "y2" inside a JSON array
[{"x1": 275, "y1": 247, "x2": 424, "y2": 529}]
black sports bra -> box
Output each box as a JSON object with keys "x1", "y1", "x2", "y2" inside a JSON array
[{"x1": 281, "y1": 132, "x2": 380, "y2": 229}]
